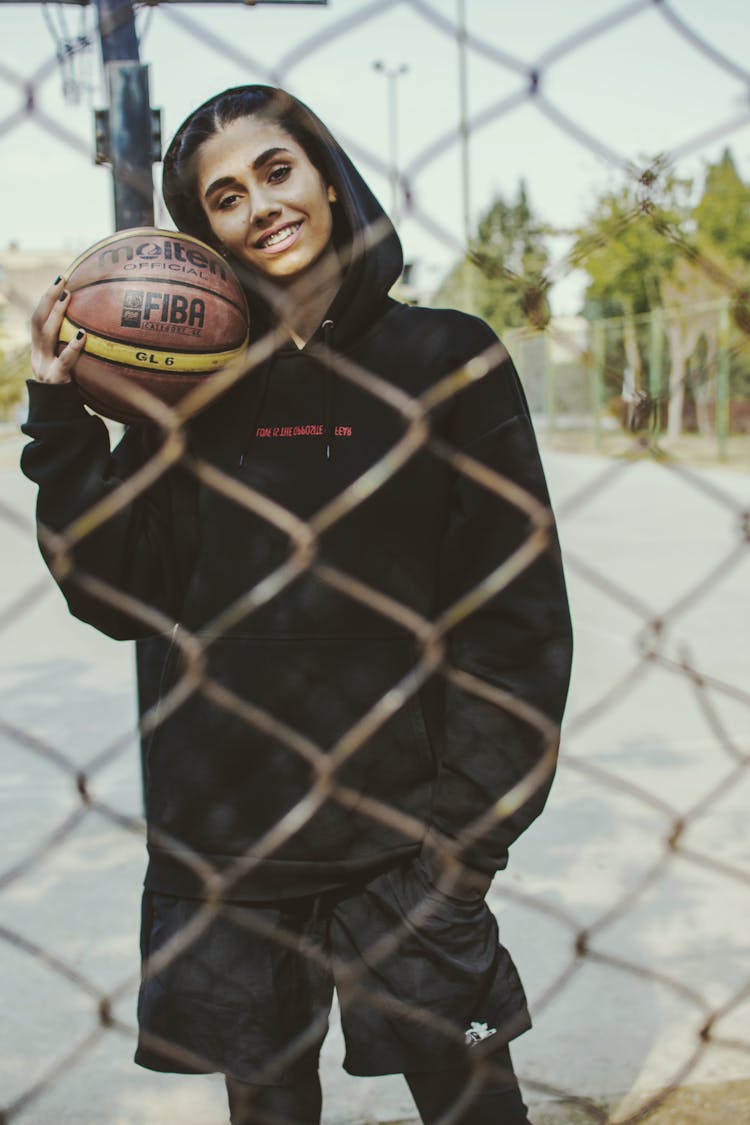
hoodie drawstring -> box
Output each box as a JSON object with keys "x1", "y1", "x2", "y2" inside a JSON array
[{"x1": 321, "y1": 318, "x2": 334, "y2": 461}]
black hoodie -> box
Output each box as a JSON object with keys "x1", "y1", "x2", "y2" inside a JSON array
[{"x1": 21, "y1": 102, "x2": 572, "y2": 903}]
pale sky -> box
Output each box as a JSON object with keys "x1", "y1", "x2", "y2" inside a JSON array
[{"x1": 2, "y1": 0, "x2": 750, "y2": 313}]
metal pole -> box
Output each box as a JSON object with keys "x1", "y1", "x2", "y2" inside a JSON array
[
  {"x1": 388, "y1": 70, "x2": 399, "y2": 221},
  {"x1": 95, "y1": 0, "x2": 158, "y2": 229},
  {"x1": 96, "y1": 0, "x2": 138, "y2": 59},
  {"x1": 372, "y1": 60, "x2": 408, "y2": 223},
  {"x1": 456, "y1": 0, "x2": 470, "y2": 247},
  {"x1": 94, "y1": 0, "x2": 160, "y2": 811}
]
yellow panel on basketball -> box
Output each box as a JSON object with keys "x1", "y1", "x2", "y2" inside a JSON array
[
  {"x1": 58, "y1": 228, "x2": 250, "y2": 424},
  {"x1": 58, "y1": 318, "x2": 248, "y2": 374}
]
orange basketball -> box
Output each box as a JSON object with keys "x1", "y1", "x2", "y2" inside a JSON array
[{"x1": 58, "y1": 228, "x2": 249, "y2": 424}]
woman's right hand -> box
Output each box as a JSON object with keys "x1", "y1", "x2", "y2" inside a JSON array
[{"x1": 30, "y1": 276, "x2": 86, "y2": 384}]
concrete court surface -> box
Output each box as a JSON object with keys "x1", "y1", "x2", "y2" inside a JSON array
[{"x1": 1, "y1": 428, "x2": 749, "y2": 1124}]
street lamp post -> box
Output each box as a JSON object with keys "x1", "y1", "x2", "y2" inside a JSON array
[
  {"x1": 372, "y1": 60, "x2": 409, "y2": 223},
  {"x1": 456, "y1": 0, "x2": 471, "y2": 248}
]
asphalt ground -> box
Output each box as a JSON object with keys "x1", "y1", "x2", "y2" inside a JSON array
[{"x1": 1, "y1": 429, "x2": 748, "y2": 1124}]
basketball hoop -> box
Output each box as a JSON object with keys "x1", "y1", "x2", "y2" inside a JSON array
[{"x1": 41, "y1": 0, "x2": 97, "y2": 104}]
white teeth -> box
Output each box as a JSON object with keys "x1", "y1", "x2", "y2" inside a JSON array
[{"x1": 260, "y1": 223, "x2": 299, "y2": 248}]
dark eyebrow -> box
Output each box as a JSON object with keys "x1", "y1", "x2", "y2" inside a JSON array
[
  {"x1": 252, "y1": 146, "x2": 292, "y2": 171},
  {"x1": 203, "y1": 147, "x2": 293, "y2": 201}
]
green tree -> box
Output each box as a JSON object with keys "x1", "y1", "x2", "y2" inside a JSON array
[
  {"x1": 432, "y1": 180, "x2": 551, "y2": 333},
  {"x1": 688, "y1": 152, "x2": 750, "y2": 434},
  {"x1": 573, "y1": 153, "x2": 750, "y2": 438},
  {"x1": 571, "y1": 158, "x2": 690, "y2": 397},
  {"x1": 694, "y1": 148, "x2": 750, "y2": 264}
]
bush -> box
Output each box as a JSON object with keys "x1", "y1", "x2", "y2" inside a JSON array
[{"x1": 0, "y1": 344, "x2": 31, "y2": 421}]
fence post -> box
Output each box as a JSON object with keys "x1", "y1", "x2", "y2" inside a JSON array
[
  {"x1": 544, "y1": 329, "x2": 556, "y2": 437},
  {"x1": 649, "y1": 306, "x2": 664, "y2": 452},
  {"x1": 591, "y1": 319, "x2": 605, "y2": 452},
  {"x1": 716, "y1": 299, "x2": 730, "y2": 461}
]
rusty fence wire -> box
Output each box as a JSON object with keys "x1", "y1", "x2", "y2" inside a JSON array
[{"x1": 1, "y1": 1, "x2": 750, "y2": 1122}]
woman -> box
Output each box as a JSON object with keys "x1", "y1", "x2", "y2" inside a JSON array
[{"x1": 22, "y1": 86, "x2": 572, "y2": 1124}]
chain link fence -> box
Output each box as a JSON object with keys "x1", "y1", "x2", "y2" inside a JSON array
[{"x1": 1, "y1": 2, "x2": 749, "y2": 1122}]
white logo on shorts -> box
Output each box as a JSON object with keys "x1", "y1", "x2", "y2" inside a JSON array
[{"x1": 465, "y1": 1021, "x2": 497, "y2": 1046}]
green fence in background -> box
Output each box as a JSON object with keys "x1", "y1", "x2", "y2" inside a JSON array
[{"x1": 507, "y1": 299, "x2": 749, "y2": 464}]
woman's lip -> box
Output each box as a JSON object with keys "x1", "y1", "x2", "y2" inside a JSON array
[{"x1": 255, "y1": 221, "x2": 303, "y2": 254}]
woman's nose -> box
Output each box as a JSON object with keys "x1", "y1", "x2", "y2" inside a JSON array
[{"x1": 250, "y1": 189, "x2": 281, "y2": 227}]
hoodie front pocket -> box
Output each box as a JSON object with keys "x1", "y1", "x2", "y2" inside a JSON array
[{"x1": 144, "y1": 634, "x2": 437, "y2": 862}]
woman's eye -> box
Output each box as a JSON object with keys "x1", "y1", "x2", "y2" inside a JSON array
[
  {"x1": 268, "y1": 164, "x2": 291, "y2": 185},
  {"x1": 217, "y1": 193, "x2": 240, "y2": 211}
]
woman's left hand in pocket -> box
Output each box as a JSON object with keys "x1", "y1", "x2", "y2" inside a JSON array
[{"x1": 418, "y1": 827, "x2": 493, "y2": 902}]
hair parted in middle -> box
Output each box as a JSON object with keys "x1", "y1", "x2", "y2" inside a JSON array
[{"x1": 162, "y1": 85, "x2": 343, "y2": 252}]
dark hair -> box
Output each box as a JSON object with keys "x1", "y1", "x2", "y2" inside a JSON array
[{"x1": 162, "y1": 85, "x2": 335, "y2": 249}]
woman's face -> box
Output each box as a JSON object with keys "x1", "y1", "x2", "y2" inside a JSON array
[{"x1": 196, "y1": 116, "x2": 336, "y2": 285}]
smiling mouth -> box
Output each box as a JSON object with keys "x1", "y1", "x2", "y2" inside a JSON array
[{"x1": 256, "y1": 222, "x2": 302, "y2": 250}]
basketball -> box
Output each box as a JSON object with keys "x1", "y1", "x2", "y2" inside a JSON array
[{"x1": 58, "y1": 228, "x2": 250, "y2": 424}]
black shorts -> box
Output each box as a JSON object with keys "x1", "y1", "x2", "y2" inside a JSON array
[{"x1": 135, "y1": 858, "x2": 531, "y2": 1085}]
